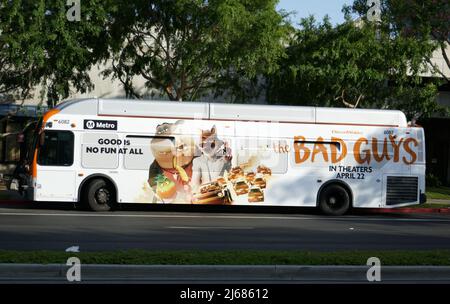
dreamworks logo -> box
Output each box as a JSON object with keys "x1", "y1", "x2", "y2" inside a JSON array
[{"x1": 85, "y1": 120, "x2": 95, "y2": 129}]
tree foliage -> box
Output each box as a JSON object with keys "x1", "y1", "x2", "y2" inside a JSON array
[
  {"x1": 267, "y1": 14, "x2": 443, "y2": 118},
  {"x1": 0, "y1": 0, "x2": 114, "y2": 106},
  {"x1": 1, "y1": 0, "x2": 447, "y2": 115},
  {"x1": 350, "y1": 0, "x2": 449, "y2": 83},
  {"x1": 0, "y1": 1, "x2": 43, "y2": 98},
  {"x1": 103, "y1": 0, "x2": 288, "y2": 101},
  {"x1": 38, "y1": 0, "x2": 114, "y2": 107},
  {"x1": 393, "y1": 0, "x2": 449, "y2": 83}
]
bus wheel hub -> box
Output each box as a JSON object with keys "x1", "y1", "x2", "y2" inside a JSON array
[
  {"x1": 329, "y1": 197, "x2": 337, "y2": 205},
  {"x1": 96, "y1": 189, "x2": 110, "y2": 204}
]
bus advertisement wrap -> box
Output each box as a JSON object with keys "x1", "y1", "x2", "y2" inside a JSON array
[
  {"x1": 79, "y1": 119, "x2": 420, "y2": 206},
  {"x1": 27, "y1": 99, "x2": 425, "y2": 215}
]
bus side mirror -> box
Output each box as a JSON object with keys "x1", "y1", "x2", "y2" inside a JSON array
[
  {"x1": 39, "y1": 132, "x2": 45, "y2": 146},
  {"x1": 16, "y1": 133, "x2": 25, "y2": 143}
]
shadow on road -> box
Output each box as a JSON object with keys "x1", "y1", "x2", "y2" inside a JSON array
[{"x1": 0, "y1": 190, "x2": 444, "y2": 220}]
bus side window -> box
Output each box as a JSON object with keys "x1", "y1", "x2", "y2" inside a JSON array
[
  {"x1": 291, "y1": 139, "x2": 344, "y2": 166},
  {"x1": 81, "y1": 133, "x2": 119, "y2": 169},
  {"x1": 416, "y1": 129, "x2": 425, "y2": 163},
  {"x1": 123, "y1": 135, "x2": 174, "y2": 170},
  {"x1": 236, "y1": 138, "x2": 288, "y2": 174}
]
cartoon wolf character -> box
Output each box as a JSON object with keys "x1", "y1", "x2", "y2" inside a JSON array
[{"x1": 191, "y1": 125, "x2": 232, "y2": 190}]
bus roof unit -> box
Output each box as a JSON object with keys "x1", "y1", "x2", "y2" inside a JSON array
[{"x1": 55, "y1": 98, "x2": 408, "y2": 127}]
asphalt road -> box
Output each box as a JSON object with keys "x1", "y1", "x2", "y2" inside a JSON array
[{"x1": 0, "y1": 202, "x2": 449, "y2": 251}]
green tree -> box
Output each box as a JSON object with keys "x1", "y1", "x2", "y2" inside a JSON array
[
  {"x1": 350, "y1": 0, "x2": 450, "y2": 83},
  {"x1": 267, "y1": 16, "x2": 442, "y2": 119},
  {"x1": 0, "y1": 0, "x2": 114, "y2": 107},
  {"x1": 0, "y1": 1, "x2": 43, "y2": 99},
  {"x1": 103, "y1": 0, "x2": 288, "y2": 101},
  {"x1": 38, "y1": 0, "x2": 115, "y2": 107}
]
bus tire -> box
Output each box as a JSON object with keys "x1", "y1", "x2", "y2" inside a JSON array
[
  {"x1": 318, "y1": 184, "x2": 350, "y2": 216},
  {"x1": 83, "y1": 178, "x2": 115, "y2": 212}
]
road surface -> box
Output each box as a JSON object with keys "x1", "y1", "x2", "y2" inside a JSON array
[{"x1": 0, "y1": 202, "x2": 449, "y2": 251}]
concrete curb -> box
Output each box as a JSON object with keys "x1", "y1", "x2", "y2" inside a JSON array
[
  {"x1": 428, "y1": 199, "x2": 450, "y2": 204},
  {"x1": 365, "y1": 207, "x2": 450, "y2": 214},
  {"x1": 1, "y1": 264, "x2": 450, "y2": 283},
  {"x1": 1, "y1": 198, "x2": 449, "y2": 214}
]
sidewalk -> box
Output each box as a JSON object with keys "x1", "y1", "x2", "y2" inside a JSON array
[
  {"x1": 1, "y1": 264, "x2": 450, "y2": 283},
  {"x1": 427, "y1": 199, "x2": 450, "y2": 204},
  {"x1": 363, "y1": 198, "x2": 450, "y2": 214}
]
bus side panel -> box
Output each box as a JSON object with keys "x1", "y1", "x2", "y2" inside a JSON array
[
  {"x1": 72, "y1": 118, "x2": 424, "y2": 209},
  {"x1": 36, "y1": 170, "x2": 77, "y2": 201}
]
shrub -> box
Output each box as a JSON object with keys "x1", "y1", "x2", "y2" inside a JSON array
[{"x1": 426, "y1": 173, "x2": 442, "y2": 187}]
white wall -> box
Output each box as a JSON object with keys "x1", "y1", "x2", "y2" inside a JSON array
[
  {"x1": 4, "y1": 43, "x2": 450, "y2": 108},
  {"x1": 422, "y1": 43, "x2": 450, "y2": 79}
]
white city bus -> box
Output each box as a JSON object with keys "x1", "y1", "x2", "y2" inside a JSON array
[{"x1": 22, "y1": 98, "x2": 426, "y2": 215}]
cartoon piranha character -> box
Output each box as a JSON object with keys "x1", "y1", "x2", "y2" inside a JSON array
[{"x1": 148, "y1": 121, "x2": 195, "y2": 202}]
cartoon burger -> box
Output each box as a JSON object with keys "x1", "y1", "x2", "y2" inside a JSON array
[
  {"x1": 245, "y1": 172, "x2": 256, "y2": 183},
  {"x1": 216, "y1": 177, "x2": 227, "y2": 187},
  {"x1": 233, "y1": 178, "x2": 249, "y2": 195},
  {"x1": 252, "y1": 174, "x2": 266, "y2": 189},
  {"x1": 248, "y1": 186, "x2": 264, "y2": 203},
  {"x1": 257, "y1": 165, "x2": 272, "y2": 177},
  {"x1": 228, "y1": 166, "x2": 244, "y2": 182},
  {"x1": 192, "y1": 182, "x2": 228, "y2": 205}
]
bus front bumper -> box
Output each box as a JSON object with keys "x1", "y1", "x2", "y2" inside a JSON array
[{"x1": 23, "y1": 176, "x2": 35, "y2": 201}]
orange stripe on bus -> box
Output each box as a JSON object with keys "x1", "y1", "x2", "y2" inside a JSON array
[
  {"x1": 31, "y1": 149, "x2": 38, "y2": 178},
  {"x1": 42, "y1": 109, "x2": 61, "y2": 125}
]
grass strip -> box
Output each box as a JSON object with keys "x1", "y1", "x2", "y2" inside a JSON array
[
  {"x1": 408, "y1": 203, "x2": 450, "y2": 209},
  {"x1": 0, "y1": 250, "x2": 450, "y2": 265},
  {"x1": 427, "y1": 187, "x2": 450, "y2": 200}
]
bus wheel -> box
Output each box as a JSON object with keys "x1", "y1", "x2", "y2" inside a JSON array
[
  {"x1": 318, "y1": 184, "x2": 350, "y2": 216},
  {"x1": 84, "y1": 179, "x2": 115, "y2": 211}
]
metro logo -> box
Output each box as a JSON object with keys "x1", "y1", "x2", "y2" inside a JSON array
[
  {"x1": 83, "y1": 119, "x2": 117, "y2": 130},
  {"x1": 293, "y1": 135, "x2": 418, "y2": 165}
]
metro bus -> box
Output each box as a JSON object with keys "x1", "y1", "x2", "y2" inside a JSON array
[{"x1": 20, "y1": 98, "x2": 426, "y2": 215}]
